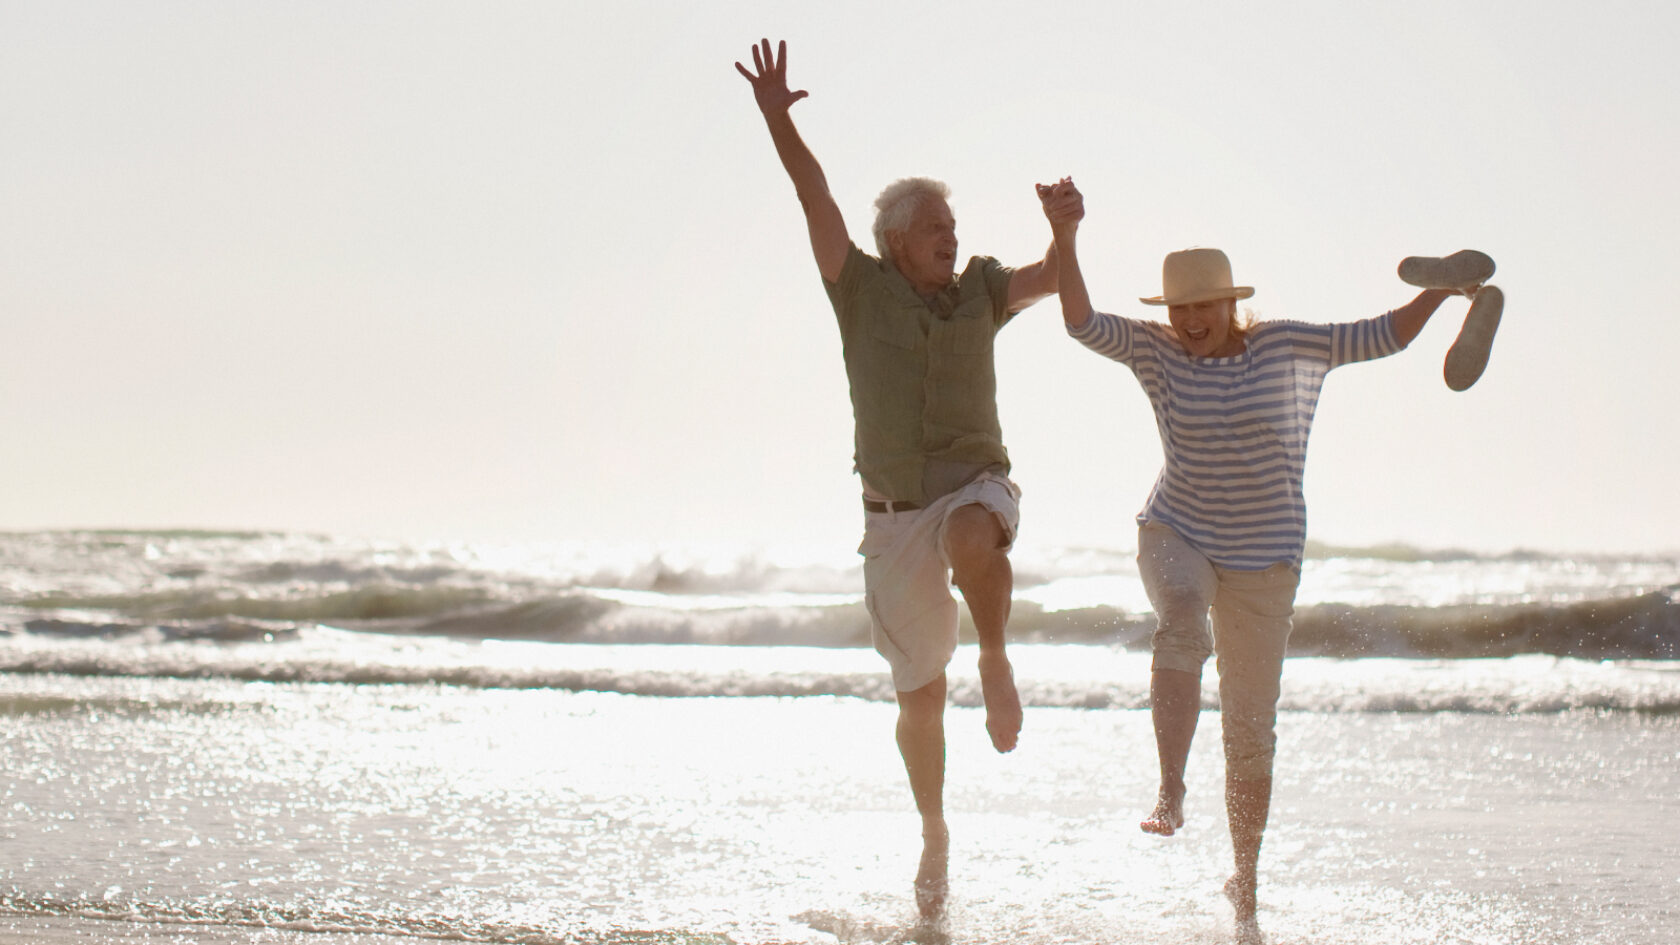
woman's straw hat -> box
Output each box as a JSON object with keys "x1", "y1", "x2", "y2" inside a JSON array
[{"x1": 1140, "y1": 248, "x2": 1255, "y2": 306}]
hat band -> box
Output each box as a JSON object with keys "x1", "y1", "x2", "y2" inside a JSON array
[{"x1": 1140, "y1": 286, "x2": 1254, "y2": 306}]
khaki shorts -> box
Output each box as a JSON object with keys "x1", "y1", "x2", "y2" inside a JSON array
[
  {"x1": 1138, "y1": 522, "x2": 1299, "y2": 781},
  {"x1": 859, "y1": 473, "x2": 1021, "y2": 692}
]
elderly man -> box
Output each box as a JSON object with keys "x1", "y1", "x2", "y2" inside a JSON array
[{"x1": 736, "y1": 39, "x2": 1073, "y2": 918}]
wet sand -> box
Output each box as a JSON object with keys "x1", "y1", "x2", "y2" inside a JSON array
[{"x1": 0, "y1": 915, "x2": 425, "y2": 944}]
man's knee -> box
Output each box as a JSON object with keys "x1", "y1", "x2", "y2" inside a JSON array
[
  {"x1": 896, "y1": 674, "x2": 947, "y2": 723},
  {"x1": 942, "y1": 504, "x2": 1006, "y2": 569}
]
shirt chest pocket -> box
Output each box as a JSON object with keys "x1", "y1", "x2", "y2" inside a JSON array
[
  {"x1": 868, "y1": 310, "x2": 920, "y2": 351},
  {"x1": 935, "y1": 300, "x2": 996, "y2": 355}
]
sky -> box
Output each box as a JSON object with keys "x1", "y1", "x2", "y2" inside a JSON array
[{"x1": 2, "y1": 0, "x2": 1677, "y2": 556}]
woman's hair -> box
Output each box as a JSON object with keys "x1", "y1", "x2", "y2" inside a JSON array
[
  {"x1": 871, "y1": 177, "x2": 951, "y2": 259},
  {"x1": 1231, "y1": 306, "x2": 1260, "y2": 342}
]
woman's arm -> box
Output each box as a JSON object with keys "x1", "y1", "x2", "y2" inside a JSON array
[
  {"x1": 1389, "y1": 287, "x2": 1467, "y2": 347},
  {"x1": 1035, "y1": 177, "x2": 1091, "y2": 329}
]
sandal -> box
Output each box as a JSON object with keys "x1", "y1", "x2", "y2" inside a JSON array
[
  {"x1": 1399, "y1": 249, "x2": 1495, "y2": 290},
  {"x1": 1444, "y1": 285, "x2": 1504, "y2": 391}
]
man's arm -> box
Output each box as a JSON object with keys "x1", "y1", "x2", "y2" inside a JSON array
[
  {"x1": 736, "y1": 39, "x2": 848, "y2": 284},
  {"x1": 1004, "y1": 240, "x2": 1059, "y2": 314}
]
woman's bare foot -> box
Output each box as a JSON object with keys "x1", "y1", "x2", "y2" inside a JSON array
[
  {"x1": 977, "y1": 650, "x2": 1021, "y2": 753},
  {"x1": 1140, "y1": 787, "x2": 1185, "y2": 836},
  {"x1": 1224, "y1": 874, "x2": 1261, "y2": 943},
  {"x1": 914, "y1": 821, "x2": 950, "y2": 919}
]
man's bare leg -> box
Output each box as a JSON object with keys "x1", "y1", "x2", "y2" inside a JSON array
[
  {"x1": 896, "y1": 674, "x2": 949, "y2": 918},
  {"x1": 943, "y1": 504, "x2": 1020, "y2": 752},
  {"x1": 1142, "y1": 668, "x2": 1201, "y2": 835},
  {"x1": 1224, "y1": 775, "x2": 1271, "y2": 938}
]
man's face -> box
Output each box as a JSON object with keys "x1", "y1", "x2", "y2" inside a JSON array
[
  {"x1": 1167, "y1": 298, "x2": 1242, "y2": 358},
  {"x1": 889, "y1": 198, "x2": 957, "y2": 296}
]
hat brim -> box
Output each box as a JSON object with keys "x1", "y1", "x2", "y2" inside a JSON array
[{"x1": 1139, "y1": 286, "x2": 1255, "y2": 306}]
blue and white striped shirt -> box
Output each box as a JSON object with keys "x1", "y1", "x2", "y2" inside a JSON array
[{"x1": 1070, "y1": 310, "x2": 1404, "y2": 570}]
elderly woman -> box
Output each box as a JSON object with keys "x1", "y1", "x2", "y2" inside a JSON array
[{"x1": 1036, "y1": 177, "x2": 1500, "y2": 938}]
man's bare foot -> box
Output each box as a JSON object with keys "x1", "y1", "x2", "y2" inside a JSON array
[
  {"x1": 914, "y1": 821, "x2": 950, "y2": 919},
  {"x1": 1140, "y1": 789, "x2": 1185, "y2": 836},
  {"x1": 977, "y1": 651, "x2": 1021, "y2": 752}
]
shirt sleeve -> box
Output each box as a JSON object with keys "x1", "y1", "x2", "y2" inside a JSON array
[
  {"x1": 1067, "y1": 310, "x2": 1137, "y2": 363},
  {"x1": 976, "y1": 256, "x2": 1016, "y2": 326},
  {"x1": 1326, "y1": 310, "x2": 1404, "y2": 369},
  {"x1": 823, "y1": 242, "x2": 878, "y2": 331}
]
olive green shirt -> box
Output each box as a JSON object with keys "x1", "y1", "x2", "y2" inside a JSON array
[{"x1": 824, "y1": 242, "x2": 1017, "y2": 504}]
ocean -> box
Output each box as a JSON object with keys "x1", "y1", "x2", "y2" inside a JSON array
[{"x1": 1, "y1": 529, "x2": 1677, "y2": 944}]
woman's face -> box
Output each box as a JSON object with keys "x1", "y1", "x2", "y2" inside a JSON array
[{"x1": 1167, "y1": 298, "x2": 1243, "y2": 358}]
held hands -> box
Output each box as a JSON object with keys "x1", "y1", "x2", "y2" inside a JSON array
[
  {"x1": 1036, "y1": 176, "x2": 1084, "y2": 233},
  {"x1": 735, "y1": 39, "x2": 808, "y2": 116}
]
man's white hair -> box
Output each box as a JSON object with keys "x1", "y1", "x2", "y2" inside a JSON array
[{"x1": 871, "y1": 177, "x2": 951, "y2": 260}]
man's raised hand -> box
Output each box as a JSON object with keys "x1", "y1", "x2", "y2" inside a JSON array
[
  {"x1": 1037, "y1": 176, "x2": 1084, "y2": 230},
  {"x1": 735, "y1": 39, "x2": 808, "y2": 116}
]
